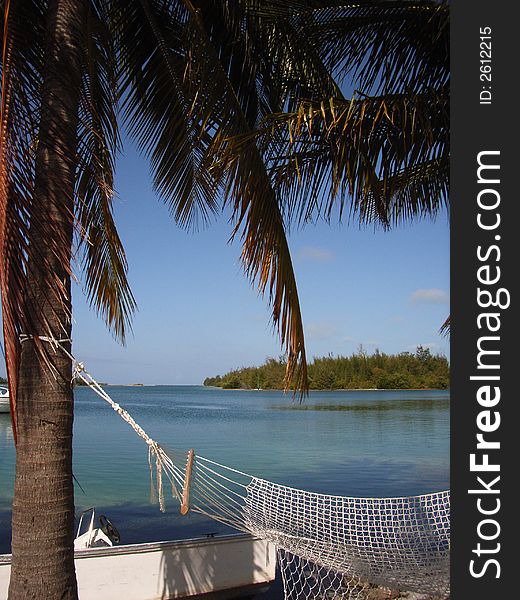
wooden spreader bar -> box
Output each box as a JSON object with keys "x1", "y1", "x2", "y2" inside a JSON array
[{"x1": 180, "y1": 449, "x2": 195, "y2": 515}]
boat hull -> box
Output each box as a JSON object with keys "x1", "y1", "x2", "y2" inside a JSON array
[
  {"x1": 0, "y1": 397, "x2": 9, "y2": 414},
  {"x1": 0, "y1": 533, "x2": 276, "y2": 600}
]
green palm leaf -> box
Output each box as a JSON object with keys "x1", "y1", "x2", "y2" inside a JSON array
[
  {"x1": 258, "y1": 89, "x2": 449, "y2": 227},
  {"x1": 76, "y1": 2, "x2": 136, "y2": 342}
]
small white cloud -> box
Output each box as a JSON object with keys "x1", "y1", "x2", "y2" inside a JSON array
[
  {"x1": 410, "y1": 289, "x2": 449, "y2": 305},
  {"x1": 249, "y1": 312, "x2": 266, "y2": 323},
  {"x1": 297, "y1": 246, "x2": 334, "y2": 262},
  {"x1": 389, "y1": 315, "x2": 405, "y2": 324},
  {"x1": 306, "y1": 322, "x2": 337, "y2": 341}
]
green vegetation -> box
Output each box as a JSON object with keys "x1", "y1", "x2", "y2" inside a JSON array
[{"x1": 204, "y1": 347, "x2": 449, "y2": 391}]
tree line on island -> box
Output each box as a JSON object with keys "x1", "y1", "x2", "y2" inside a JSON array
[{"x1": 204, "y1": 346, "x2": 449, "y2": 391}]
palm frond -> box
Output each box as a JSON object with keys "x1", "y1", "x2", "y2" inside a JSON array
[
  {"x1": 1, "y1": 0, "x2": 47, "y2": 437},
  {"x1": 248, "y1": 0, "x2": 449, "y2": 94},
  {"x1": 225, "y1": 1, "x2": 450, "y2": 229},
  {"x1": 113, "y1": 0, "x2": 319, "y2": 392},
  {"x1": 228, "y1": 88, "x2": 448, "y2": 228},
  {"x1": 183, "y1": 3, "x2": 310, "y2": 391},
  {"x1": 440, "y1": 315, "x2": 450, "y2": 338},
  {"x1": 76, "y1": 2, "x2": 136, "y2": 342},
  {"x1": 190, "y1": 0, "x2": 340, "y2": 120},
  {"x1": 112, "y1": 0, "x2": 221, "y2": 231}
]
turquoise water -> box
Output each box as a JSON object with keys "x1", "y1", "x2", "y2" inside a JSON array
[{"x1": 0, "y1": 386, "x2": 449, "y2": 553}]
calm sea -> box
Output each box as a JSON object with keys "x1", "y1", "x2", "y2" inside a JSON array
[{"x1": 0, "y1": 386, "x2": 449, "y2": 556}]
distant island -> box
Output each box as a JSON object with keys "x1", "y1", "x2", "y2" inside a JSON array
[
  {"x1": 204, "y1": 347, "x2": 449, "y2": 391},
  {"x1": 73, "y1": 379, "x2": 143, "y2": 387},
  {"x1": 74, "y1": 378, "x2": 107, "y2": 387}
]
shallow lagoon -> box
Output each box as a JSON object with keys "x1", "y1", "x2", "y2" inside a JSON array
[{"x1": 0, "y1": 386, "x2": 449, "y2": 553}]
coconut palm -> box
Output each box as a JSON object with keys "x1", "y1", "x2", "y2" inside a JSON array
[
  {"x1": 0, "y1": 1, "x2": 448, "y2": 598},
  {"x1": 1, "y1": 1, "x2": 340, "y2": 597}
]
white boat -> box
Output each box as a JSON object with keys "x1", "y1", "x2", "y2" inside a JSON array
[
  {"x1": 0, "y1": 387, "x2": 9, "y2": 414},
  {"x1": 0, "y1": 508, "x2": 276, "y2": 600}
]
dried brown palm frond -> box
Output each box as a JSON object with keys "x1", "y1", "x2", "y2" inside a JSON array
[
  {"x1": 1, "y1": 0, "x2": 46, "y2": 436},
  {"x1": 181, "y1": 3, "x2": 310, "y2": 391},
  {"x1": 1, "y1": 0, "x2": 135, "y2": 439},
  {"x1": 111, "y1": 0, "x2": 345, "y2": 393},
  {"x1": 76, "y1": 1, "x2": 136, "y2": 341},
  {"x1": 440, "y1": 315, "x2": 450, "y2": 338}
]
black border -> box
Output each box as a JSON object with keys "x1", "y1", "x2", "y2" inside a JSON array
[{"x1": 451, "y1": 2, "x2": 515, "y2": 597}]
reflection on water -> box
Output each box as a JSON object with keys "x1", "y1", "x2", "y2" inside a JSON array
[
  {"x1": 0, "y1": 415, "x2": 13, "y2": 443},
  {"x1": 0, "y1": 387, "x2": 449, "y2": 554},
  {"x1": 272, "y1": 398, "x2": 450, "y2": 411}
]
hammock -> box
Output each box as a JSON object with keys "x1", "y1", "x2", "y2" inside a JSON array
[{"x1": 69, "y1": 347, "x2": 450, "y2": 600}]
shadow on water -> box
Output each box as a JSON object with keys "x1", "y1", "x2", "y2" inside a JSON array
[
  {"x1": 0, "y1": 510, "x2": 10, "y2": 555},
  {"x1": 272, "y1": 398, "x2": 450, "y2": 411}
]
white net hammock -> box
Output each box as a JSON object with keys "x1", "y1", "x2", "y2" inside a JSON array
[
  {"x1": 68, "y1": 348, "x2": 450, "y2": 600},
  {"x1": 165, "y1": 450, "x2": 450, "y2": 599}
]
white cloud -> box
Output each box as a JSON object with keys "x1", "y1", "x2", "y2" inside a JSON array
[
  {"x1": 297, "y1": 246, "x2": 334, "y2": 262},
  {"x1": 341, "y1": 337, "x2": 379, "y2": 348},
  {"x1": 248, "y1": 312, "x2": 266, "y2": 323},
  {"x1": 389, "y1": 315, "x2": 405, "y2": 324},
  {"x1": 410, "y1": 288, "x2": 449, "y2": 305},
  {"x1": 306, "y1": 322, "x2": 337, "y2": 341}
]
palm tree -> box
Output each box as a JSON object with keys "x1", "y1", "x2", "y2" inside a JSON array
[
  {"x1": 0, "y1": 1, "x2": 340, "y2": 597},
  {"x1": 0, "y1": 1, "x2": 448, "y2": 598}
]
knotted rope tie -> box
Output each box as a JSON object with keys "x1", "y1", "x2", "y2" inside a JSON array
[
  {"x1": 17, "y1": 334, "x2": 175, "y2": 512},
  {"x1": 19, "y1": 334, "x2": 74, "y2": 380},
  {"x1": 19, "y1": 334, "x2": 72, "y2": 347}
]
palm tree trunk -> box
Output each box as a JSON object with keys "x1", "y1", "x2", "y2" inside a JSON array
[{"x1": 8, "y1": 1, "x2": 86, "y2": 599}]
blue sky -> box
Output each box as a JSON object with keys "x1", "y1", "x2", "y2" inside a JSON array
[
  {"x1": 64, "y1": 142, "x2": 450, "y2": 385},
  {"x1": 0, "y1": 142, "x2": 449, "y2": 384}
]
